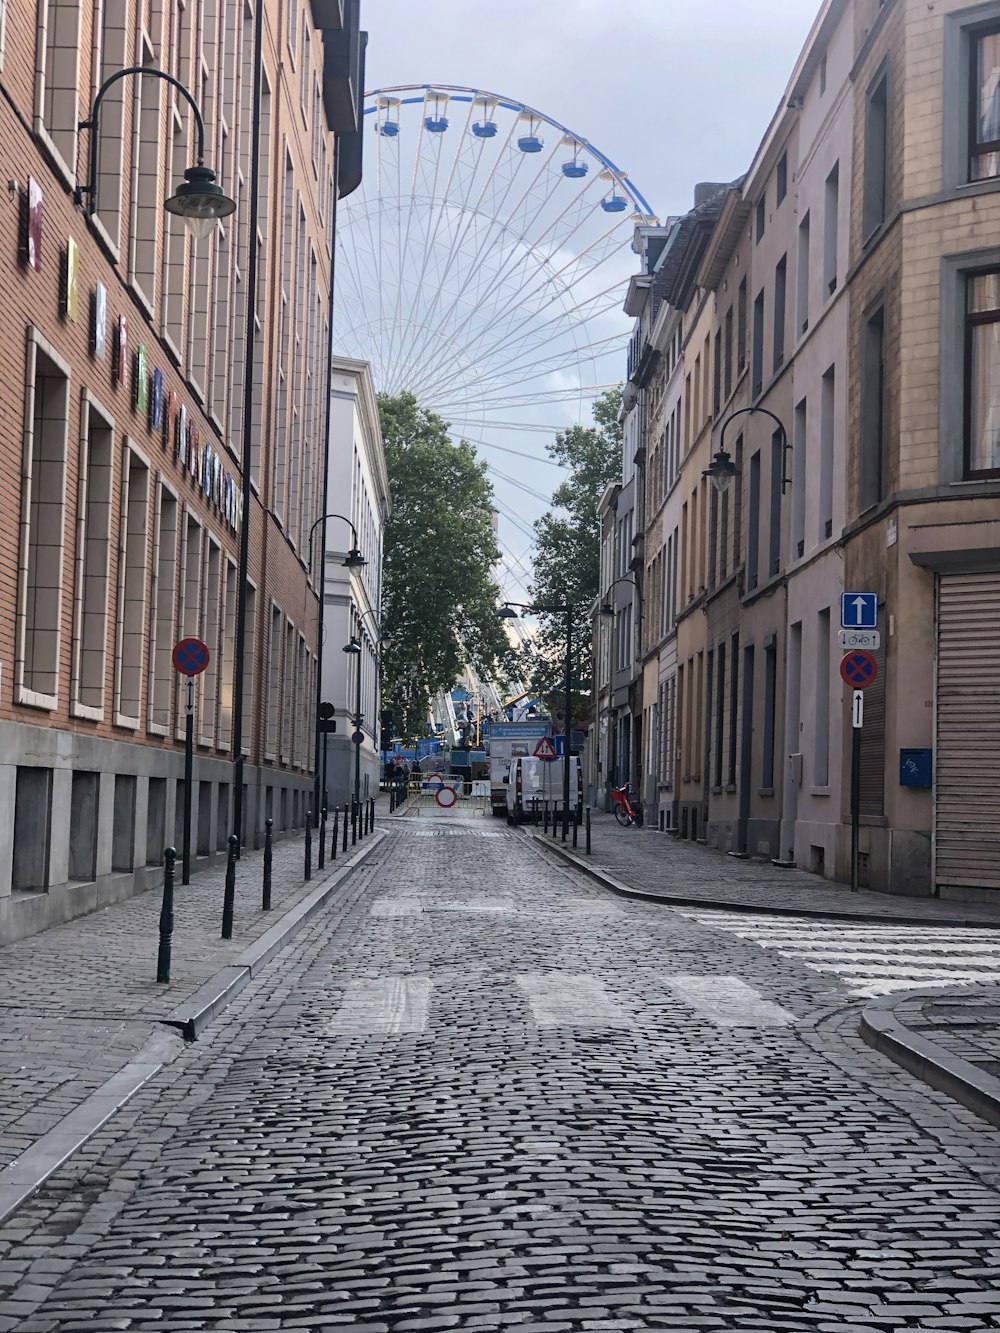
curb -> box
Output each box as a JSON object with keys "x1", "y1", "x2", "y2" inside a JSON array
[
  {"x1": 532, "y1": 834, "x2": 1000, "y2": 929},
  {"x1": 859, "y1": 988, "x2": 1000, "y2": 1130},
  {"x1": 165, "y1": 829, "x2": 387, "y2": 1040},
  {"x1": 0, "y1": 1028, "x2": 185, "y2": 1225}
]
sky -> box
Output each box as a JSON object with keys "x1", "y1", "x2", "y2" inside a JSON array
[{"x1": 355, "y1": 0, "x2": 820, "y2": 601}]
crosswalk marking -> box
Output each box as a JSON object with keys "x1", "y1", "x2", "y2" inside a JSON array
[
  {"x1": 663, "y1": 974, "x2": 797, "y2": 1028},
  {"x1": 369, "y1": 898, "x2": 423, "y2": 917},
  {"x1": 516, "y1": 973, "x2": 631, "y2": 1028},
  {"x1": 676, "y1": 910, "x2": 1000, "y2": 997},
  {"x1": 326, "y1": 977, "x2": 431, "y2": 1034},
  {"x1": 429, "y1": 898, "x2": 515, "y2": 914}
]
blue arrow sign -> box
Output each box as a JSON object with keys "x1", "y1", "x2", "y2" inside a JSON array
[{"x1": 841, "y1": 592, "x2": 878, "y2": 629}]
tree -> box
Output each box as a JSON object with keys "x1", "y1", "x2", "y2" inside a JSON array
[
  {"x1": 378, "y1": 392, "x2": 513, "y2": 738},
  {"x1": 524, "y1": 388, "x2": 623, "y2": 720}
]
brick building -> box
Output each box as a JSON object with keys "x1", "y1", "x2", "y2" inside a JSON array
[{"x1": 0, "y1": 0, "x2": 365, "y2": 943}]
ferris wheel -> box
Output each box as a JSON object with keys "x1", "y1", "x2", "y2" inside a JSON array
[{"x1": 333, "y1": 84, "x2": 657, "y2": 554}]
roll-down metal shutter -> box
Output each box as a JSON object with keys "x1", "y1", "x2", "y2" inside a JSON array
[{"x1": 935, "y1": 572, "x2": 1000, "y2": 891}]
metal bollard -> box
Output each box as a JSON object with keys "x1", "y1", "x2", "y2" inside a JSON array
[
  {"x1": 157, "y1": 847, "x2": 176, "y2": 983},
  {"x1": 543, "y1": 801, "x2": 549, "y2": 833},
  {"x1": 561, "y1": 808, "x2": 568, "y2": 842},
  {"x1": 331, "y1": 807, "x2": 338, "y2": 860},
  {"x1": 222, "y1": 833, "x2": 238, "y2": 939},
  {"x1": 352, "y1": 802, "x2": 357, "y2": 846},
  {"x1": 370, "y1": 797, "x2": 376, "y2": 832},
  {"x1": 586, "y1": 806, "x2": 592, "y2": 855},
  {"x1": 389, "y1": 783, "x2": 395, "y2": 813},
  {"x1": 343, "y1": 802, "x2": 349, "y2": 852},
  {"x1": 531, "y1": 797, "x2": 538, "y2": 826},
  {"x1": 363, "y1": 800, "x2": 369, "y2": 836},
  {"x1": 305, "y1": 811, "x2": 313, "y2": 882},
  {"x1": 318, "y1": 806, "x2": 326, "y2": 870},
  {"x1": 262, "y1": 818, "x2": 273, "y2": 910},
  {"x1": 572, "y1": 810, "x2": 578, "y2": 848}
]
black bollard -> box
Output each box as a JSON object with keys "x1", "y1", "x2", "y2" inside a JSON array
[
  {"x1": 343, "y1": 802, "x2": 349, "y2": 853},
  {"x1": 157, "y1": 847, "x2": 176, "y2": 983},
  {"x1": 586, "y1": 806, "x2": 592, "y2": 855},
  {"x1": 222, "y1": 833, "x2": 238, "y2": 939},
  {"x1": 263, "y1": 818, "x2": 273, "y2": 910},
  {"x1": 305, "y1": 811, "x2": 313, "y2": 882},
  {"x1": 370, "y1": 797, "x2": 376, "y2": 832},
  {"x1": 318, "y1": 806, "x2": 326, "y2": 870},
  {"x1": 352, "y1": 801, "x2": 357, "y2": 846},
  {"x1": 543, "y1": 801, "x2": 549, "y2": 833},
  {"x1": 389, "y1": 783, "x2": 395, "y2": 813},
  {"x1": 572, "y1": 809, "x2": 578, "y2": 848},
  {"x1": 331, "y1": 807, "x2": 338, "y2": 861}
]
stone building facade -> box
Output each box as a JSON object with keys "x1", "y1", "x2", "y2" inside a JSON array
[{"x1": 0, "y1": 0, "x2": 365, "y2": 943}]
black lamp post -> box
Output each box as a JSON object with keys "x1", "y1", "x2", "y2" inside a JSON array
[
  {"x1": 343, "y1": 636, "x2": 363, "y2": 839},
  {"x1": 76, "y1": 66, "x2": 235, "y2": 237},
  {"x1": 707, "y1": 406, "x2": 789, "y2": 493},
  {"x1": 499, "y1": 601, "x2": 574, "y2": 831},
  {"x1": 598, "y1": 573, "x2": 644, "y2": 800}
]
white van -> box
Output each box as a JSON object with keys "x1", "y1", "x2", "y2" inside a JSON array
[{"x1": 506, "y1": 755, "x2": 583, "y2": 825}]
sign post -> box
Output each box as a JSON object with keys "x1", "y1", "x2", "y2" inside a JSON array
[
  {"x1": 840, "y1": 650, "x2": 878, "y2": 894},
  {"x1": 172, "y1": 637, "x2": 210, "y2": 885}
]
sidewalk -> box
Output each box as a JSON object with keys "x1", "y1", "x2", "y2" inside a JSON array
[
  {"x1": 535, "y1": 813, "x2": 1000, "y2": 1127},
  {"x1": 0, "y1": 819, "x2": 385, "y2": 1221}
]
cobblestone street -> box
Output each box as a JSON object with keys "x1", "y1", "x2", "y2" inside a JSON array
[{"x1": 3, "y1": 814, "x2": 1000, "y2": 1330}]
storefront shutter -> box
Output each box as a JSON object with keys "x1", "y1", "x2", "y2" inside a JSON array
[{"x1": 935, "y1": 572, "x2": 1000, "y2": 891}]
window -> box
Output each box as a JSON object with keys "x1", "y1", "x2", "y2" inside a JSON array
[
  {"x1": 149, "y1": 484, "x2": 179, "y2": 732},
  {"x1": 73, "y1": 399, "x2": 113, "y2": 716},
  {"x1": 773, "y1": 255, "x2": 787, "y2": 371},
  {"x1": 714, "y1": 644, "x2": 726, "y2": 789},
  {"x1": 819, "y1": 364, "x2": 835, "y2": 536},
  {"x1": 776, "y1": 152, "x2": 787, "y2": 205},
  {"x1": 863, "y1": 70, "x2": 888, "y2": 238},
  {"x1": 95, "y1": 0, "x2": 128, "y2": 245},
  {"x1": 162, "y1": 100, "x2": 190, "y2": 351},
  {"x1": 713, "y1": 330, "x2": 722, "y2": 417},
  {"x1": 732, "y1": 435, "x2": 743, "y2": 576},
  {"x1": 241, "y1": 583, "x2": 256, "y2": 757},
  {"x1": 201, "y1": 540, "x2": 221, "y2": 746},
  {"x1": 970, "y1": 25, "x2": 1000, "y2": 181},
  {"x1": 792, "y1": 397, "x2": 806, "y2": 560},
  {"x1": 219, "y1": 559, "x2": 237, "y2": 750},
  {"x1": 752, "y1": 290, "x2": 765, "y2": 396},
  {"x1": 723, "y1": 306, "x2": 733, "y2": 400},
  {"x1": 768, "y1": 429, "x2": 783, "y2": 577},
  {"x1": 130, "y1": 35, "x2": 163, "y2": 306},
  {"x1": 762, "y1": 639, "x2": 777, "y2": 790},
  {"x1": 755, "y1": 195, "x2": 765, "y2": 243},
  {"x1": 178, "y1": 515, "x2": 202, "y2": 730},
  {"x1": 266, "y1": 603, "x2": 281, "y2": 759},
  {"x1": 727, "y1": 632, "x2": 739, "y2": 786},
  {"x1": 965, "y1": 269, "x2": 1000, "y2": 476},
  {"x1": 824, "y1": 163, "x2": 839, "y2": 297},
  {"x1": 747, "y1": 450, "x2": 760, "y2": 593},
  {"x1": 18, "y1": 334, "x2": 69, "y2": 704},
  {"x1": 274, "y1": 150, "x2": 294, "y2": 521},
  {"x1": 814, "y1": 609, "x2": 831, "y2": 785},
  {"x1": 797, "y1": 212, "x2": 810, "y2": 335},
  {"x1": 38, "y1": 0, "x2": 82, "y2": 174},
  {"x1": 251, "y1": 74, "x2": 272, "y2": 484},
  {"x1": 115, "y1": 446, "x2": 150, "y2": 724},
  {"x1": 737, "y1": 278, "x2": 747, "y2": 373},
  {"x1": 860, "y1": 304, "x2": 886, "y2": 508}
]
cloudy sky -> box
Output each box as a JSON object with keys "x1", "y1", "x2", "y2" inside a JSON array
[{"x1": 355, "y1": 1, "x2": 820, "y2": 598}]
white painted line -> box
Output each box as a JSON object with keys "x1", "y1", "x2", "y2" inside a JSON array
[
  {"x1": 432, "y1": 898, "x2": 515, "y2": 914},
  {"x1": 326, "y1": 977, "x2": 432, "y2": 1034},
  {"x1": 369, "y1": 898, "x2": 423, "y2": 917},
  {"x1": 516, "y1": 973, "x2": 631, "y2": 1028},
  {"x1": 663, "y1": 975, "x2": 797, "y2": 1028}
]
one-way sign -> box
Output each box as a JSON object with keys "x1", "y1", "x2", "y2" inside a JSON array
[{"x1": 841, "y1": 591, "x2": 878, "y2": 629}]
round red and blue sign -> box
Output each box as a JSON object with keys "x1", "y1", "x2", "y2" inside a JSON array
[
  {"x1": 172, "y1": 637, "x2": 210, "y2": 676},
  {"x1": 840, "y1": 650, "x2": 878, "y2": 689}
]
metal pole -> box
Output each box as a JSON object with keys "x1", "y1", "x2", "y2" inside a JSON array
[
  {"x1": 564, "y1": 603, "x2": 572, "y2": 837},
  {"x1": 157, "y1": 847, "x2": 176, "y2": 983},
  {"x1": 182, "y1": 680, "x2": 194, "y2": 885},
  {"x1": 262, "y1": 817, "x2": 272, "y2": 909},
  {"x1": 318, "y1": 804, "x2": 326, "y2": 869},
  {"x1": 331, "y1": 807, "x2": 338, "y2": 860},
  {"x1": 305, "y1": 810, "x2": 313, "y2": 881},
  {"x1": 851, "y1": 711, "x2": 861, "y2": 892},
  {"x1": 586, "y1": 806, "x2": 592, "y2": 855},
  {"x1": 230, "y1": 0, "x2": 265, "y2": 856},
  {"x1": 370, "y1": 797, "x2": 375, "y2": 832},
  {"x1": 343, "y1": 801, "x2": 349, "y2": 852},
  {"x1": 353, "y1": 651, "x2": 362, "y2": 839},
  {"x1": 221, "y1": 833, "x2": 237, "y2": 939}
]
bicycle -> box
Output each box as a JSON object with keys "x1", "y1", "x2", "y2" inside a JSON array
[{"x1": 611, "y1": 783, "x2": 642, "y2": 827}]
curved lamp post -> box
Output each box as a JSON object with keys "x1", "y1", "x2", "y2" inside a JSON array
[
  {"x1": 499, "y1": 601, "x2": 574, "y2": 834},
  {"x1": 598, "y1": 574, "x2": 644, "y2": 798},
  {"x1": 705, "y1": 405, "x2": 790, "y2": 493},
  {"x1": 76, "y1": 66, "x2": 235, "y2": 239}
]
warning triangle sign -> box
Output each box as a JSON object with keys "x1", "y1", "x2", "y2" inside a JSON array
[{"x1": 533, "y1": 736, "x2": 558, "y2": 760}]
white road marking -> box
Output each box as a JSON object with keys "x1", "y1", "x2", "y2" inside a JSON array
[
  {"x1": 663, "y1": 975, "x2": 797, "y2": 1028},
  {"x1": 369, "y1": 898, "x2": 423, "y2": 917},
  {"x1": 326, "y1": 977, "x2": 432, "y2": 1034},
  {"x1": 516, "y1": 973, "x2": 631, "y2": 1028},
  {"x1": 431, "y1": 898, "x2": 515, "y2": 913}
]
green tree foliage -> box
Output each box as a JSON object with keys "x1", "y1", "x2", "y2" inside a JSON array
[
  {"x1": 378, "y1": 392, "x2": 512, "y2": 738},
  {"x1": 525, "y1": 388, "x2": 623, "y2": 720}
]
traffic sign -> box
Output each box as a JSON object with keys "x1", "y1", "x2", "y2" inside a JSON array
[
  {"x1": 172, "y1": 637, "x2": 210, "y2": 676},
  {"x1": 852, "y1": 690, "x2": 864, "y2": 729},
  {"x1": 840, "y1": 650, "x2": 878, "y2": 689},
  {"x1": 841, "y1": 592, "x2": 878, "y2": 629},
  {"x1": 533, "y1": 736, "x2": 558, "y2": 761},
  {"x1": 351, "y1": 730, "x2": 364, "y2": 745},
  {"x1": 838, "y1": 628, "x2": 880, "y2": 650}
]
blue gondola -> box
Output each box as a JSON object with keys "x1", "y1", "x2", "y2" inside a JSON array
[
  {"x1": 472, "y1": 121, "x2": 498, "y2": 139},
  {"x1": 562, "y1": 160, "x2": 587, "y2": 178},
  {"x1": 425, "y1": 116, "x2": 448, "y2": 133},
  {"x1": 518, "y1": 135, "x2": 543, "y2": 153},
  {"x1": 378, "y1": 120, "x2": 399, "y2": 137},
  {"x1": 601, "y1": 193, "x2": 628, "y2": 213}
]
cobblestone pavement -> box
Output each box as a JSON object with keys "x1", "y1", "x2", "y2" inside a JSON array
[
  {"x1": 560, "y1": 811, "x2": 1000, "y2": 927},
  {"x1": 886, "y1": 990, "x2": 1000, "y2": 1068},
  {"x1": 3, "y1": 815, "x2": 1000, "y2": 1330},
  {"x1": 0, "y1": 830, "x2": 324, "y2": 1170}
]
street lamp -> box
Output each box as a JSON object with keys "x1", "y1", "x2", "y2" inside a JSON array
[
  {"x1": 343, "y1": 636, "x2": 363, "y2": 843},
  {"x1": 708, "y1": 405, "x2": 790, "y2": 492},
  {"x1": 598, "y1": 574, "x2": 644, "y2": 802},
  {"x1": 76, "y1": 67, "x2": 235, "y2": 238},
  {"x1": 499, "y1": 601, "x2": 575, "y2": 837},
  {"x1": 306, "y1": 512, "x2": 367, "y2": 572}
]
